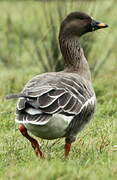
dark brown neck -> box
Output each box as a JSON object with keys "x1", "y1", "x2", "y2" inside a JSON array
[{"x1": 59, "y1": 35, "x2": 91, "y2": 81}]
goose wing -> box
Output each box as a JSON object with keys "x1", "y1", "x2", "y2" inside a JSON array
[{"x1": 15, "y1": 72, "x2": 95, "y2": 124}]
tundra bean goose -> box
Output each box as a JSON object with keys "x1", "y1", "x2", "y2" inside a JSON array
[{"x1": 6, "y1": 12, "x2": 108, "y2": 158}]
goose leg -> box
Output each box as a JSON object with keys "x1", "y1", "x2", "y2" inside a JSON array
[
  {"x1": 19, "y1": 124, "x2": 44, "y2": 158},
  {"x1": 64, "y1": 138, "x2": 71, "y2": 158}
]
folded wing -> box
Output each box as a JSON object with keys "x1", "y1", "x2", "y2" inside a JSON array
[{"x1": 16, "y1": 72, "x2": 95, "y2": 124}]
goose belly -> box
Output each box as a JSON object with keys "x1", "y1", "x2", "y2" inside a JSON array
[{"x1": 24, "y1": 114, "x2": 73, "y2": 140}]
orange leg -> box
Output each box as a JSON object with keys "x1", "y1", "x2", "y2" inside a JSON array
[
  {"x1": 19, "y1": 124, "x2": 44, "y2": 158},
  {"x1": 64, "y1": 143, "x2": 71, "y2": 158}
]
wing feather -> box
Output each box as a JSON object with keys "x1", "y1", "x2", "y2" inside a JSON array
[{"x1": 38, "y1": 89, "x2": 66, "y2": 108}]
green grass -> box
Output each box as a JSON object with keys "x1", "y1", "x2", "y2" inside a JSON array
[{"x1": 0, "y1": 0, "x2": 117, "y2": 180}]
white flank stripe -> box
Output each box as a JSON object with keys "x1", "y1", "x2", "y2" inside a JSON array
[
  {"x1": 78, "y1": 96, "x2": 96, "y2": 114},
  {"x1": 15, "y1": 118, "x2": 49, "y2": 125}
]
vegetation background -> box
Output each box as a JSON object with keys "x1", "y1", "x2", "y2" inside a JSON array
[{"x1": 0, "y1": 0, "x2": 117, "y2": 179}]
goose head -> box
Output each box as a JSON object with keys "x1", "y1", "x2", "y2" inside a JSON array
[{"x1": 59, "y1": 11, "x2": 108, "y2": 37}]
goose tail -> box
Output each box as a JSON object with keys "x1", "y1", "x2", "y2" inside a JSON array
[{"x1": 5, "y1": 93, "x2": 25, "y2": 100}]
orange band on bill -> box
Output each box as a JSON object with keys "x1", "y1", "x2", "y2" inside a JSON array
[{"x1": 97, "y1": 23, "x2": 107, "y2": 27}]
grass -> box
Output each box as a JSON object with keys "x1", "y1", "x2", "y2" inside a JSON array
[{"x1": 0, "y1": 0, "x2": 117, "y2": 179}]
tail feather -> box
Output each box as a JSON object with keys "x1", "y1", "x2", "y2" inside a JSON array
[{"x1": 5, "y1": 93, "x2": 25, "y2": 100}]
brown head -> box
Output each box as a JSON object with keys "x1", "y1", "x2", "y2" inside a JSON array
[
  {"x1": 59, "y1": 12, "x2": 108, "y2": 80},
  {"x1": 59, "y1": 11, "x2": 108, "y2": 37}
]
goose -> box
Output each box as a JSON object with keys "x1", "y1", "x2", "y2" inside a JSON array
[{"x1": 6, "y1": 11, "x2": 108, "y2": 158}]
